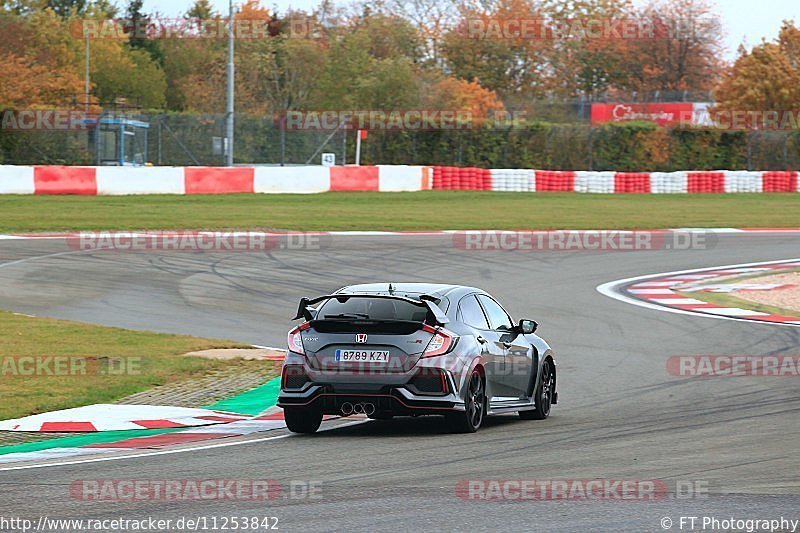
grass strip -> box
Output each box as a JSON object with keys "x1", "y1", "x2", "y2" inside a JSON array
[
  {"x1": 2, "y1": 192, "x2": 800, "y2": 232},
  {"x1": 0, "y1": 310, "x2": 253, "y2": 420}
]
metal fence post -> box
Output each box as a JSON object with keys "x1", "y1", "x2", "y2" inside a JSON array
[
  {"x1": 280, "y1": 126, "x2": 286, "y2": 166},
  {"x1": 784, "y1": 132, "x2": 790, "y2": 170},
  {"x1": 342, "y1": 128, "x2": 347, "y2": 166},
  {"x1": 157, "y1": 120, "x2": 162, "y2": 166}
]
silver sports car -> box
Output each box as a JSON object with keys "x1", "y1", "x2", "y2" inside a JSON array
[{"x1": 278, "y1": 283, "x2": 558, "y2": 433}]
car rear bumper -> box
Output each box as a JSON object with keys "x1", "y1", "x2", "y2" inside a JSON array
[{"x1": 278, "y1": 384, "x2": 465, "y2": 416}]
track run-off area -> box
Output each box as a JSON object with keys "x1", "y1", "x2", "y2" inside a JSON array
[{"x1": 0, "y1": 231, "x2": 798, "y2": 531}]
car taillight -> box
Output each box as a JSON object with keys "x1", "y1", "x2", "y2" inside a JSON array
[
  {"x1": 421, "y1": 325, "x2": 457, "y2": 358},
  {"x1": 287, "y1": 323, "x2": 309, "y2": 353}
]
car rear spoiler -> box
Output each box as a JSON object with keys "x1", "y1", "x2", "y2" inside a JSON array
[{"x1": 292, "y1": 294, "x2": 450, "y2": 326}]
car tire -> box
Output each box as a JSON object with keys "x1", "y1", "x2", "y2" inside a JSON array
[
  {"x1": 284, "y1": 406, "x2": 323, "y2": 434},
  {"x1": 520, "y1": 359, "x2": 554, "y2": 420},
  {"x1": 446, "y1": 369, "x2": 485, "y2": 433}
]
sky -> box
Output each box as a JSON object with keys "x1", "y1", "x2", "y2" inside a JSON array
[{"x1": 133, "y1": 0, "x2": 799, "y2": 59}]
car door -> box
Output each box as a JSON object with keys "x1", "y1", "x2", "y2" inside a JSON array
[
  {"x1": 476, "y1": 295, "x2": 534, "y2": 397},
  {"x1": 456, "y1": 294, "x2": 507, "y2": 397}
]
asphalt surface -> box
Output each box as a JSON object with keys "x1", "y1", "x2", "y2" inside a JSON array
[{"x1": 0, "y1": 233, "x2": 799, "y2": 532}]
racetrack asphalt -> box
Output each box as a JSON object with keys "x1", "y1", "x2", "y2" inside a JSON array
[{"x1": 0, "y1": 233, "x2": 798, "y2": 532}]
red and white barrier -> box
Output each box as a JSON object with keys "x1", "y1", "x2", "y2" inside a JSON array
[
  {"x1": 97, "y1": 167, "x2": 184, "y2": 195},
  {"x1": 0, "y1": 165, "x2": 431, "y2": 195},
  {"x1": 0, "y1": 165, "x2": 35, "y2": 194},
  {"x1": 378, "y1": 165, "x2": 431, "y2": 192},
  {"x1": 1, "y1": 165, "x2": 798, "y2": 195},
  {"x1": 723, "y1": 171, "x2": 763, "y2": 193},
  {"x1": 575, "y1": 171, "x2": 615, "y2": 194},
  {"x1": 253, "y1": 166, "x2": 330, "y2": 194},
  {"x1": 651, "y1": 172, "x2": 688, "y2": 194},
  {"x1": 435, "y1": 168, "x2": 800, "y2": 194},
  {"x1": 490, "y1": 169, "x2": 535, "y2": 192}
]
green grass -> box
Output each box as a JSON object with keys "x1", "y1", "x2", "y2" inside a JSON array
[
  {"x1": 1, "y1": 192, "x2": 800, "y2": 232},
  {"x1": 0, "y1": 310, "x2": 262, "y2": 420}
]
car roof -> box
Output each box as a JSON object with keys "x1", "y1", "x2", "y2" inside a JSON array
[{"x1": 337, "y1": 283, "x2": 483, "y2": 299}]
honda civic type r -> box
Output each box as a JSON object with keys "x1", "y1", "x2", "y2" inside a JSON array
[{"x1": 278, "y1": 283, "x2": 558, "y2": 433}]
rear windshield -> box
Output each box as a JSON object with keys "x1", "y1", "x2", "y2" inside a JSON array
[{"x1": 317, "y1": 297, "x2": 428, "y2": 322}]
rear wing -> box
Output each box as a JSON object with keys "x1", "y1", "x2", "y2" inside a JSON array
[{"x1": 292, "y1": 294, "x2": 450, "y2": 326}]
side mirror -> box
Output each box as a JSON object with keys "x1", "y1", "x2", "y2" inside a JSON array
[{"x1": 519, "y1": 319, "x2": 538, "y2": 335}]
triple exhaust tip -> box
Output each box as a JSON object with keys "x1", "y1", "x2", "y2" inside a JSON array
[{"x1": 341, "y1": 402, "x2": 375, "y2": 416}]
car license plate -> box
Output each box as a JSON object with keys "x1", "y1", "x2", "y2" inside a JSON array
[{"x1": 335, "y1": 350, "x2": 390, "y2": 363}]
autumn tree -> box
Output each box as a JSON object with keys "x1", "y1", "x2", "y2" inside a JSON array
[
  {"x1": 124, "y1": 0, "x2": 163, "y2": 66},
  {"x1": 441, "y1": 0, "x2": 553, "y2": 101},
  {"x1": 260, "y1": 32, "x2": 329, "y2": 114},
  {"x1": 423, "y1": 76, "x2": 505, "y2": 124},
  {"x1": 0, "y1": 9, "x2": 85, "y2": 108},
  {"x1": 714, "y1": 21, "x2": 800, "y2": 115},
  {"x1": 46, "y1": 0, "x2": 84, "y2": 18},
  {"x1": 539, "y1": 0, "x2": 635, "y2": 98},
  {"x1": 385, "y1": 0, "x2": 458, "y2": 64},
  {"x1": 616, "y1": 0, "x2": 723, "y2": 97},
  {"x1": 186, "y1": 0, "x2": 214, "y2": 20}
]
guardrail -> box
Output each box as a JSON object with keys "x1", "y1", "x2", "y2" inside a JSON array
[{"x1": 0, "y1": 165, "x2": 797, "y2": 194}]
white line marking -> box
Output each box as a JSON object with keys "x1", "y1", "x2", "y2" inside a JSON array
[
  {"x1": 629, "y1": 289, "x2": 676, "y2": 295},
  {"x1": 250, "y1": 344, "x2": 285, "y2": 351},
  {"x1": 650, "y1": 298, "x2": 707, "y2": 305},
  {"x1": 596, "y1": 258, "x2": 800, "y2": 328},
  {"x1": 698, "y1": 308, "x2": 770, "y2": 317},
  {"x1": 672, "y1": 228, "x2": 746, "y2": 233},
  {"x1": 0, "y1": 419, "x2": 367, "y2": 471},
  {"x1": 4, "y1": 228, "x2": 800, "y2": 241}
]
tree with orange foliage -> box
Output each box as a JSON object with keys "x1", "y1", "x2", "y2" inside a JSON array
[
  {"x1": 714, "y1": 21, "x2": 800, "y2": 116},
  {"x1": 0, "y1": 9, "x2": 85, "y2": 108},
  {"x1": 0, "y1": 52, "x2": 85, "y2": 108},
  {"x1": 427, "y1": 77, "x2": 505, "y2": 126},
  {"x1": 441, "y1": 0, "x2": 553, "y2": 101},
  {"x1": 541, "y1": 0, "x2": 635, "y2": 98},
  {"x1": 618, "y1": 0, "x2": 723, "y2": 97}
]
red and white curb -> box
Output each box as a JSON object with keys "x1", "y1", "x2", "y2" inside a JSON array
[
  {"x1": 598, "y1": 259, "x2": 800, "y2": 327},
  {"x1": 0, "y1": 404, "x2": 250, "y2": 432},
  {"x1": 0, "y1": 408, "x2": 366, "y2": 466},
  {"x1": 3, "y1": 228, "x2": 800, "y2": 242}
]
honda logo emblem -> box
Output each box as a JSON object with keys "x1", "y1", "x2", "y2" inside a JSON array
[{"x1": 356, "y1": 333, "x2": 368, "y2": 343}]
